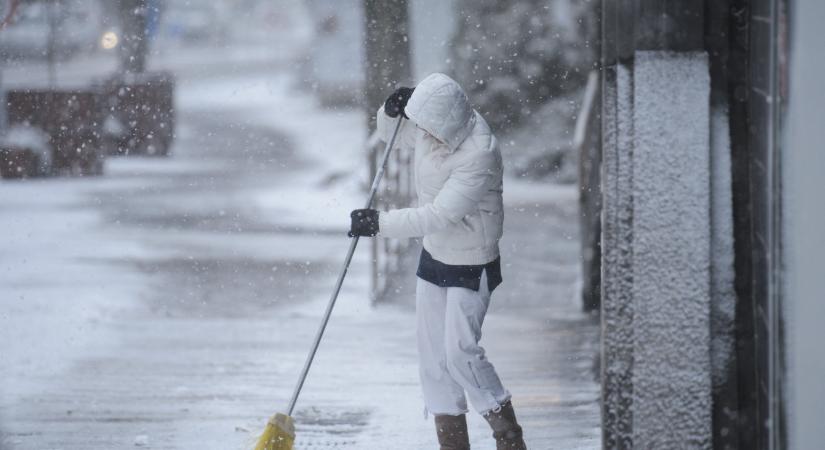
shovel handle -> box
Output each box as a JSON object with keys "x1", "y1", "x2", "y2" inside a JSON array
[{"x1": 286, "y1": 116, "x2": 404, "y2": 415}]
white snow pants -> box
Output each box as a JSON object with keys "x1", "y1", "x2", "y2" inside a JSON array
[{"x1": 416, "y1": 271, "x2": 511, "y2": 416}]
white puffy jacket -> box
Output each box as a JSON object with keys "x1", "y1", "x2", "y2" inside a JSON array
[{"x1": 376, "y1": 73, "x2": 504, "y2": 266}]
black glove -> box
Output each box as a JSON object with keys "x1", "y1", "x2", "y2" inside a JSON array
[
  {"x1": 384, "y1": 87, "x2": 414, "y2": 119},
  {"x1": 349, "y1": 209, "x2": 379, "y2": 237}
]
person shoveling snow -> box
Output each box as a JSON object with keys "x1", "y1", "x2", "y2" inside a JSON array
[
  {"x1": 349, "y1": 73, "x2": 527, "y2": 450},
  {"x1": 254, "y1": 73, "x2": 526, "y2": 450}
]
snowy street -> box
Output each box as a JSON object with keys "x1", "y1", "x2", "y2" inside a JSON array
[
  {"x1": 1, "y1": 30, "x2": 599, "y2": 450},
  {"x1": 2, "y1": 0, "x2": 818, "y2": 447}
]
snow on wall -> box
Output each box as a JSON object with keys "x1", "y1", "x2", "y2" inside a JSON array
[
  {"x1": 709, "y1": 104, "x2": 737, "y2": 395},
  {"x1": 600, "y1": 63, "x2": 635, "y2": 449},
  {"x1": 630, "y1": 51, "x2": 712, "y2": 448}
]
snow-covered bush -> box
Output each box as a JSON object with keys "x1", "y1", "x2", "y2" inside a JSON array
[{"x1": 450, "y1": 0, "x2": 597, "y2": 131}]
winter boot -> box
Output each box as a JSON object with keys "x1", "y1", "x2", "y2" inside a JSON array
[
  {"x1": 483, "y1": 401, "x2": 526, "y2": 450},
  {"x1": 434, "y1": 414, "x2": 471, "y2": 450}
]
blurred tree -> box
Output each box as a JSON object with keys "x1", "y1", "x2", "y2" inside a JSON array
[{"x1": 451, "y1": 0, "x2": 598, "y2": 129}]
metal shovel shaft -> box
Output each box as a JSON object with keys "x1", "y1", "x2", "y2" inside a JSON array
[{"x1": 286, "y1": 117, "x2": 404, "y2": 416}]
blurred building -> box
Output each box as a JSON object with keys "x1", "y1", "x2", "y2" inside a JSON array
[{"x1": 597, "y1": 0, "x2": 824, "y2": 448}]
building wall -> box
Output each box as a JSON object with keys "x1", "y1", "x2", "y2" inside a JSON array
[{"x1": 784, "y1": 1, "x2": 825, "y2": 447}]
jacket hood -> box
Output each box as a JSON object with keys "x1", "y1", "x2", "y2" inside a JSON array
[{"x1": 404, "y1": 73, "x2": 476, "y2": 151}]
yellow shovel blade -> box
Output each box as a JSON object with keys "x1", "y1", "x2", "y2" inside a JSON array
[{"x1": 254, "y1": 413, "x2": 295, "y2": 450}]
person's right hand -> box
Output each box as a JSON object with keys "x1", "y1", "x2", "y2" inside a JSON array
[
  {"x1": 384, "y1": 87, "x2": 414, "y2": 119},
  {"x1": 348, "y1": 209, "x2": 379, "y2": 237}
]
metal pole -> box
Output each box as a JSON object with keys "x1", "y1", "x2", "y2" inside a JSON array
[{"x1": 286, "y1": 117, "x2": 404, "y2": 416}]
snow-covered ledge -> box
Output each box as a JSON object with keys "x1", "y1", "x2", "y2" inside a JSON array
[{"x1": 631, "y1": 51, "x2": 712, "y2": 448}]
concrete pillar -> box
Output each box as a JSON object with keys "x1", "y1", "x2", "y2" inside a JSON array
[
  {"x1": 630, "y1": 51, "x2": 712, "y2": 448},
  {"x1": 601, "y1": 2, "x2": 738, "y2": 448},
  {"x1": 600, "y1": 63, "x2": 635, "y2": 450}
]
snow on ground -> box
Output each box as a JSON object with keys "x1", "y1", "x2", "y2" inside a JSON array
[
  {"x1": 0, "y1": 177, "x2": 148, "y2": 401},
  {"x1": 177, "y1": 70, "x2": 367, "y2": 232},
  {"x1": 0, "y1": 19, "x2": 599, "y2": 449}
]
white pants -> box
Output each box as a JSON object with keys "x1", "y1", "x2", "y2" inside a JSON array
[{"x1": 416, "y1": 271, "x2": 511, "y2": 416}]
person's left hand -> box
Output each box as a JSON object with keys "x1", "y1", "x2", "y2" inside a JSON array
[
  {"x1": 349, "y1": 209, "x2": 379, "y2": 237},
  {"x1": 384, "y1": 87, "x2": 414, "y2": 119}
]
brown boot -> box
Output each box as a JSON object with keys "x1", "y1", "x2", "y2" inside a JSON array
[
  {"x1": 434, "y1": 414, "x2": 471, "y2": 450},
  {"x1": 483, "y1": 401, "x2": 526, "y2": 449}
]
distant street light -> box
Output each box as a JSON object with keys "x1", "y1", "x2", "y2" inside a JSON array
[{"x1": 101, "y1": 31, "x2": 119, "y2": 50}]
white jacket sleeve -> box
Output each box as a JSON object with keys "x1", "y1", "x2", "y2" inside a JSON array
[{"x1": 379, "y1": 150, "x2": 496, "y2": 239}]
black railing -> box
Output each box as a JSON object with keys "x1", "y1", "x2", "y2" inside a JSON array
[{"x1": 367, "y1": 128, "x2": 416, "y2": 303}]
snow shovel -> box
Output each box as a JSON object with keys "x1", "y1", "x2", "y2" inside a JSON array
[{"x1": 253, "y1": 116, "x2": 405, "y2": 450}]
